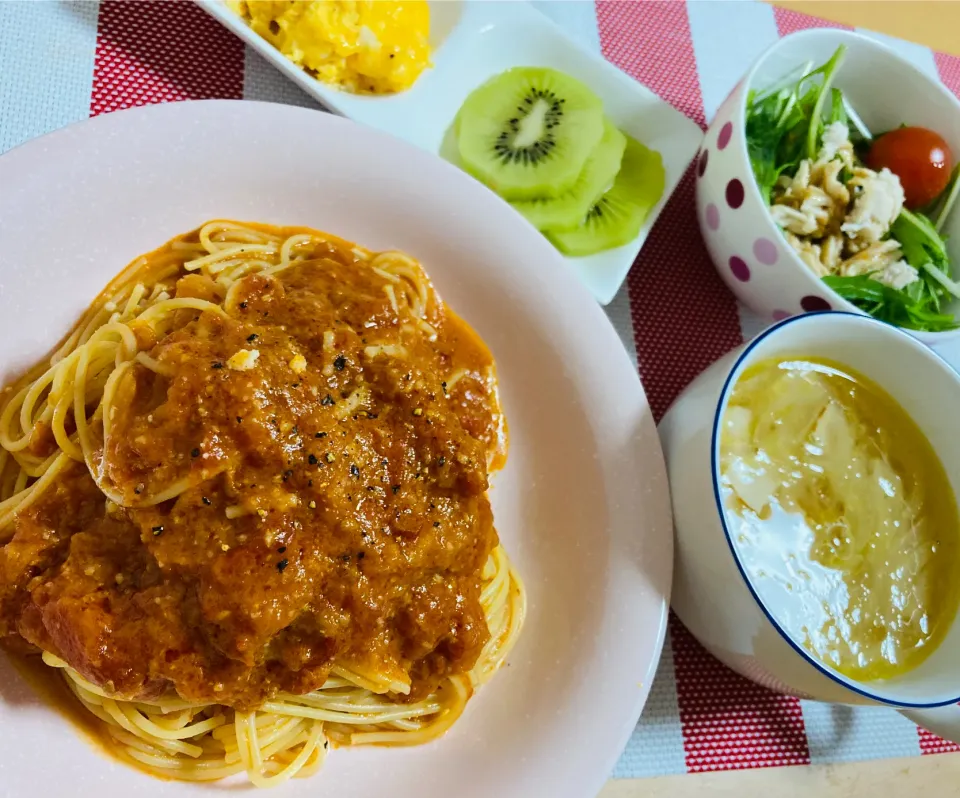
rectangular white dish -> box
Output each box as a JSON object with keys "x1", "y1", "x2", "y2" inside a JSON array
[{"x1": 198, "y1": 0, "x2": 704, "y2": 304}]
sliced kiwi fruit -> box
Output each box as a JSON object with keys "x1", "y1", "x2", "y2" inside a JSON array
[
  {"x1": 547, "y1": 135, "x2": 665, "y2": 257},
  {"x1": 510, "y1": 118, "x2": 626, "y2": 232},
  {"x1": 457, "y1": 67, "x2": 605, "y2": 200}
]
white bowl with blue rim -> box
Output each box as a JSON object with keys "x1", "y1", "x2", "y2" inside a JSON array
[
  {"x1": 660, "y1": 310, "x2": 960, "y2": 743},
  {"x1": 695, "y1": 28, "x2": 960, "y2": 344}
]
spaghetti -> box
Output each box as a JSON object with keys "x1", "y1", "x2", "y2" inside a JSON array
[{"x1": 0, "y1": 221, "x2": 525, "y2": 786}]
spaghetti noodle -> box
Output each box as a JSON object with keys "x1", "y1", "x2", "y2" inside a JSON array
[{"x1": 0, "y1": 221, "x2": 525, "y2": 786}]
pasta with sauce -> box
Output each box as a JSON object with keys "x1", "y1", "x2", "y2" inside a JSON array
[{"x1": 0, "y1": 221, "x2": 525, "y2": 786}]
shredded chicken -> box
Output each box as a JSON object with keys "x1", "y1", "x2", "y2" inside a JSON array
[
  {"x1": 773, "y1": 160, "x2": 848, "y2": 238},
  {"x1": 771, "y1": 123, "x2": 917, "y2": 292},
  {"x1": 873, "y1": 260, "x2": 920, "y2": 291},
  {"x1": 841, "y1": 167, "x2": 905, "y2": 250},
  {"x1": 839, "y1": 240, "x2": 903, "y2": 277},
  {"x1": 784, "y1": 231, "x2": 828, "y2": 276},
  {"x1": 819, "y1": 121, "x2": 854, "y2": 164}
]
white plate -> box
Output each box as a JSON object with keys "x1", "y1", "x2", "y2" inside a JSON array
[
  {"x1": 0, "y1": 101, "x2": 673, "y2": 798},
  {"x1": 197, "y1": 0, "x2": 704, "y2": 305}
]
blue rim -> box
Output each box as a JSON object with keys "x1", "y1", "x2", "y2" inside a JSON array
[{"x1": 710, "y1": 310, "x2": 960, "y2": 708}]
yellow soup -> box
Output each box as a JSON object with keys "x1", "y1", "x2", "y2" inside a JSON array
[{"x1": 720, "y1": 356, "x2": 960, "y2": 681}]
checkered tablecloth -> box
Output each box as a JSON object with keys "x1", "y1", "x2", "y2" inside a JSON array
[{"x1": 2, "y1": 0, "x2": 959, "y2": 780}]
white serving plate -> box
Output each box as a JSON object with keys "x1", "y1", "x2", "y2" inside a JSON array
[
  {"x1": 197, "y1": 0, "x2": 704, "y2": 304},
  {"x1": 0, "y1": 100, "x2": 673, "y2": 798}
]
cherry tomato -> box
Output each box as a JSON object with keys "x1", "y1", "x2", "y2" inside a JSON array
[{"x1": 866, "y1": 126, "x2": 953, "y2": 210}]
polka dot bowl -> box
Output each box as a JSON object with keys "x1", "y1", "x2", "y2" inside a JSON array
[{"x1": 696, "y1": 28, "x2": 960, "y2": 345}]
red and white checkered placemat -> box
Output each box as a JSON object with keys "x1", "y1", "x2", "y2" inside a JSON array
[{"x1": 1, "y1": 0, "x2": 958, "y2": 780}]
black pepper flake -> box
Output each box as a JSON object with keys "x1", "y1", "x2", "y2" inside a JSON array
[
  {"x1": 321, "y1": 394, "x2": 335, "y2": 406},
  {"x1": 239, "y1": 302, "x2": 248, "y2": 309},
  {"x1": 438, "y1": 456, "x2": 446, "y2": 467},
  {"x1": 152, "y1": 526, "x2": 164, "y2": 536},
  {"x1": 202, "y1": 497, "x2": 211, "y2": 506},
  {"x1": 315, "y1": 431, "x2": 327, "y2": 438},
  {"x1": 415, "y1": 472, "x2": 421, "y2": 479},
  {"x1": 389, "y1": 53, "x2": 395, "y2": 58},
  {"x1": 278, "y1": 546, "x2": 286, "y2": 554},
  {"x1": 392, "y1": 485, "x2": 400, "y2": 494},
  {"x1": 308, "y1": 479, "x2": 314, "y2": 487},
  {"x1": 247, "y1": 333, "x2": 258, "y2": 342},
  {"x1": 134, "y1": 486, "x2": 142, "y2": 495},
  {"x1": 190, "y1": 448, "x2": 201, "y2": 458},
  {"x1": 324, "y1": 741, "x2": 329, "y2": 750},
  {"x1": 211, "y1": 361, "x2": 224, "y2": 370},
  {"x1": 366, "y1": 486, "x2": 375, "y2": 491},
  {"x1": 237, "y1": 416, "x2": 243, "y2": 424},
  {"x1": 367, "y1": 412, "x2": 378, "y2": 419},
  {"x1": 433, "y1": 521, "x2": 441, "y2": 527},
  {"x1": 277, "y1": 559, "x2": 289, "y2": 574},
  {"x1": 308, "y1": 454, "x2": 318, "y2": 465},
  {"x1": 350, "y1": 464, "x2": 360, "y2": 478},
  {"x1": 441, "y1": 381, "x2": 447, "y2": 394},
  {"x1": 357, "y1": 551, "x2": 365, "y2": 560},
  {"x1": 333, "y1": 355, "x2": 346, "y2": 371},
  {"x1": 282, "y1": 469, "x2": 293, "y2": 482},
  {"x1": 341, "y1": 554, "x2": 351, "y2": 562}
]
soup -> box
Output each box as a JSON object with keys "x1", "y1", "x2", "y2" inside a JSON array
[{"x1": 719, "y1": 356, "x2": 960, "y2": 681}]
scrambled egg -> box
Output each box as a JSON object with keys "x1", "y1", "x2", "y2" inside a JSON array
[{"x1": 229, "y1": 0, "x2": 431, "y2": 94}]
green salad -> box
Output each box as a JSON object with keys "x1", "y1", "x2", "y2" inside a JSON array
[{"x1": 745, "y1": 45, "x2": 960, "y2": 332}]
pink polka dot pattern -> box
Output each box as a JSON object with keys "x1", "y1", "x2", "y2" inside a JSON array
[
  {"x1": 729, "y1": 256, "x2": 750, "y2": 282},
  {"x1": 801, "y1": 295, "x2": 832, "y2": 312},
  {"x1": 753, "y1": 238, "x2": 778, "y2": 265},
  {"x1": 717, "y1": 121, "x2": 733, "y2": 150},
  {"x1": 90, "y1": 0, "x2": 244, "y2": 116},
  {"x1": 705, "y1": 203, "x2": 720, "y2": 231},
  {"x1": 698, "y1": 148, "x2": 709, "y2": 177},
  {"x1": 726, "y1": 179, "x2": 745, "y2": 209}
]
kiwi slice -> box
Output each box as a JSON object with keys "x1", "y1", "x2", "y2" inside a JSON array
[
  {"x1": 457, "y1": 67, "x2": 605, "y2": 200},
  {"x1": 511, "y1": 118, "x2": 626, "y2": 232},
  {"x1": 547, "y1": 135, "x2": 665, "y2": 257}
]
